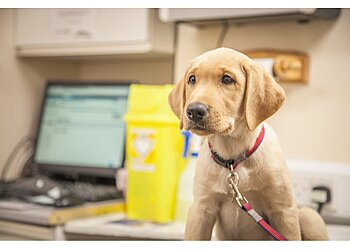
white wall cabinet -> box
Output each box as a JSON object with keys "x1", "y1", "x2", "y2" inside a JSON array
[{"x1": 15, "y1": 9, "x2": 174, "y2": 58}]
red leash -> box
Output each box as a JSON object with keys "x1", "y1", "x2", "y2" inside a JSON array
[
  {"x1": 227, "y1": 170, "x2": 287, "y2": 241},
  {"x1": 211, "y1": 126, "x2": 287, "y2": 241},
  {"x1": 241, "y1": 202, "x2": 287, "y2": 241}
]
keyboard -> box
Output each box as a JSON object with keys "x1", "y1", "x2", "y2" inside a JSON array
[{"x1": 57, "y1": 180, "x2": 123, "y2": 202}]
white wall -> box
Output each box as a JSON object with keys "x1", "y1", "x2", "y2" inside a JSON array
[{"x1": 174, "y1": 10, "x2": 350, "y2": 163}]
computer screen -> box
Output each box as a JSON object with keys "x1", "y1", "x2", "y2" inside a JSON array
[{"x1": 34, "y1": 82, "x2": 130, "y2": 177}]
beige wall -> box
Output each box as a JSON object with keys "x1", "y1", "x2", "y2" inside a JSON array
[
  {"x1": 77, "y1": 58, "x2": 173, "y2": 84},
  {"x1": 1, "y1": 9, "x2": 350, "y2": 179},
  {"x1": 0, "y1": 9, "x2": 173, "y2": 179},
  {"x1": 174, "y1": 10, "x2": 350, "y2": 163},
  {"x1": 0, "y1": 9, "x2": 79, "y2": 179}
]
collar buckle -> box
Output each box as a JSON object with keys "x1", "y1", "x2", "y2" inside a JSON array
[{"x1": 227, "y1": 163, "x2": 235, "y2": 172}]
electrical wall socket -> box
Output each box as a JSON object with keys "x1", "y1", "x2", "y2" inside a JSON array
[
  {"x1": 287, "y1": 159, "x2": 350, "y2": 219},
  {"x1": 291, "y1": 175, "x2": 335, "y2": 213},
  {"x1": 292, "y1": 176, "x2": 312, "y2": 207}
]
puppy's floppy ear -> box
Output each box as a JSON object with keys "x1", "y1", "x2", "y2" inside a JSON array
[
  {"x1": 242, "y1": 60, "x2": 286, "y2": 131},
  {"x1": 168, "y1": 77, "x2": 186, "y2": 129}
]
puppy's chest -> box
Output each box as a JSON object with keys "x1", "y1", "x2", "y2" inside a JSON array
[
  {"x1": 219, "y1": 166, "x2": 275, "y2": 236},
  {"x1": 197, "y1": 155, "x2": 258, "y2": 196},
  {"x1": 217, "y1": 163, "x2": 255, "y2": 194},
  {"x1": 196, "y1": 147, "x2": 263, "y2": 197},
  {"x1": 216, "y1": 189, "x2": 268, "y2": 239},
  {"x1": 232, "y1": 166, "x2": 253, "y2": 189}
]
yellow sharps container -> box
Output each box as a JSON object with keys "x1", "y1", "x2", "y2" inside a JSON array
[{"x1": 124, "y1": 84, "x2": 185, "y2": 223}]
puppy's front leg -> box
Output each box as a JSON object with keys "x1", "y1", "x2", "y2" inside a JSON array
[
  {"x1": 268, "y1": 207, "x2": 301, "y2": 241},
  {"x1": 184, "y1": 202, "x2": 217, "y2": 240}
]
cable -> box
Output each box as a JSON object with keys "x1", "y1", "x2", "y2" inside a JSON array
[
  {"x1": 216, "y1": 20, "x2": 229, "y2": 48},
  {"x1": 0, "y1": 135, "x2": 34, "y2": 181},
  {"x1": 12, "y1": 143, "x2": 34, "y2": 179}
]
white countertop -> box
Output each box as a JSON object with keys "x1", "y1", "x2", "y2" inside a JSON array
[
  {"x1": 64, "y1": 213, "x2": 186, "y2": 240},
  {"x1": 64, "y1": 213, "x2": 350, "y2": 240}
]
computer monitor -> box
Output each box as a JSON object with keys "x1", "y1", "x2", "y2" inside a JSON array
[{"x1": 33, "y1": 81, "x2": 133, "y2": 178}]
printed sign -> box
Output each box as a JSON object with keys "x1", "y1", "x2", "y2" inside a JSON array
[{"x1": 51, "y1": 9, "x2": 96, "y2": 40}]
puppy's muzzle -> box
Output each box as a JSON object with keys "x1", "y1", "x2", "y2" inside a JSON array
[{"x1": 186, "y1": 102, "x2": 208, "y2": 122}]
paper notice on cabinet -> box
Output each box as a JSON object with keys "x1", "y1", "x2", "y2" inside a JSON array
[{"x1": 51, "y1": 9, "x2": 96, "y2": 40}]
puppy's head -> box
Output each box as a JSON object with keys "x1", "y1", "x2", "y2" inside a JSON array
[{"x1": 168, "y1": 48, "x2": 286, "y2": 136}]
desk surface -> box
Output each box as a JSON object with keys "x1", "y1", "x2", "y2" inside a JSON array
[
  {"x1": 65, "y1": 213, "x2": 186, "y2": 240},
  {"x1": 0, "y1": 199, "x2": 125, "y2": 226}
]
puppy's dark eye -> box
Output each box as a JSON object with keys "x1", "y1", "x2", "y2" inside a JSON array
[
  {"x1": 188, "y1": 75, "x2": 196, "y2": 85},
  {"x1": 221, "y1": 75, "x2": 234, "y2": 84}
]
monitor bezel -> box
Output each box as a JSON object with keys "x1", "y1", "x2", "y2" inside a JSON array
[{"x1": 32, "y1": 80, "x2": 136, "y2": 179}]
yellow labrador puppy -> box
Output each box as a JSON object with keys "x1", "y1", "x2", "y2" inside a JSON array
[{"x1": 168, "y1": 48, "x2": 328, "y2": 240}]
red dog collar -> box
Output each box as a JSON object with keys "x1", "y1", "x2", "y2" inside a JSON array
[{"x1": 208, "y1": 126, "x2": 265, "y2": 171}]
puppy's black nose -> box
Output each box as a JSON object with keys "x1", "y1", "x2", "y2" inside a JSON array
[{"x1": 186, "y1": 103, "x2": 208, "y2": 122}]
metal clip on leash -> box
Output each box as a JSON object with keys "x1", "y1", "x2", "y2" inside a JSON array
[{"x1": 226, "y1": 169, "x2": 248, "y2": 207}]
